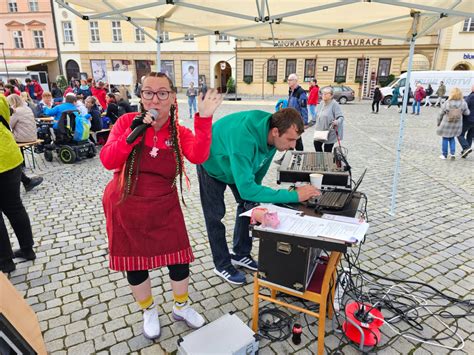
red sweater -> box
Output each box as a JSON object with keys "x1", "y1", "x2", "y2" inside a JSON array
[
  {"x1": 100, "y1": 112, "x2": 212, "y2": 171},
  {"x1": 91, "y1": 87, "x2": 107, "y2": 110},
  {"x1": 308, "y1": 85, "x2": 319, "y2": 105}
]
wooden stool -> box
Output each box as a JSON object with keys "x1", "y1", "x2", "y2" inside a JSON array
[
  {"x1": 252, "y1": 251, "x2": 342, "y2": 355},
  {"x1": 17, "y1": 139, "x2": 44, "y2": 169}
]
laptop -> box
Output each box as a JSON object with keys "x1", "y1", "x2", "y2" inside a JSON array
[{"x1": 316, "y1": 169, "x2": 367, "y2": 210}]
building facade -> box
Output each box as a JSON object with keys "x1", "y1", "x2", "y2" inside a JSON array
[
  {"x1": 53, "y1": 2, "x2": 236, "y2": 93},
  {"x1": 435, "y1": 18, "x2": 474, "y2": 71},
  {"x1": 0, "y1": 0, "x2": 59, "y2": 83}
]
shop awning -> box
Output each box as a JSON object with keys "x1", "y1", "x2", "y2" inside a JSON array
[{"x1": 0, "y1": 58, "x2": 56, "y2": 72}]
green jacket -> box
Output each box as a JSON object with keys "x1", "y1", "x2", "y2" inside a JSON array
[
  {"x1": 0, "y1": 95, "x2": 23, "y2": 174},
  {"x1": 202, "y1": 110, "x2": 299, "y2": 203}
]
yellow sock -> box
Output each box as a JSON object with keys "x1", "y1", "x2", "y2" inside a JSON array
[
  {"x1": 173, "y1": 291, "x2": 189, "y2": 309},
  {"x1": 137, "y1": 295, "x2": 154, "y2": 310}
]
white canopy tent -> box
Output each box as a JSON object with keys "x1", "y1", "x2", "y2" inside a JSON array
[{"x1": 56, "y1": 0, "x2": 474, "y2": 214}]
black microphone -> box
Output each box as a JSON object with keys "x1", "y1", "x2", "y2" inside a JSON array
[{"x1": 126, "y1": 109, "x2": 159, "y2": 144}]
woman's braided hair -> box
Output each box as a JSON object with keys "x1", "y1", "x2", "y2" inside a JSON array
[{"x1": 119, "y1": 72, "x2": 189, "y2": 203}]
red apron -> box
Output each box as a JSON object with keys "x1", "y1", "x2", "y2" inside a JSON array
[{"x1": 102, "y1": 146, "x2": 193, "y2": 271}]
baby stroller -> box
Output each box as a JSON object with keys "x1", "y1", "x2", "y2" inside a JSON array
[{"x1": 43, "y1": 110, "x2": 96, "y2": 164}]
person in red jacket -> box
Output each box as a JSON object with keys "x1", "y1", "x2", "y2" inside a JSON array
[
  {"x1": 91, "y1": 80, "x2": 108, "y2": 111},
  {"x1": 411, "y1": 83, "x2": 426, "y2": 115},
  {"x1": 100, "y1": 72, "x2": 222, "y2": 339},
  {"x1": 24, "y1": 78, "x2": 43, "y2": 102},
  {"x1": 307, "y1": 78, "x2": 319, "y2": 126}
]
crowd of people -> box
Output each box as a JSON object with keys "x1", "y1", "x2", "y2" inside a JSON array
[{"x1": 0, "y1": 70, "x2": 472, "y2": 344}]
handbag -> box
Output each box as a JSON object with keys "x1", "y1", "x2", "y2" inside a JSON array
[{"x1": 313, "y1": 130, "x2": 329, "y2": 141}]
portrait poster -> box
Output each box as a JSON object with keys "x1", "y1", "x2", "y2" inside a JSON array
[
  {"x1": 90, "y1": 60, "x2": 107, "y2": 82},
  {"x1": 112, "y1": 60, "x2": 129, "y2": 71},
  {"x1": 161, "y1": 60, "x2": 175, "y2": 85},
  {"x1": 79, "y1": 72, "x2": 88, "y2": 81},
  {"x1": 181, "y1": 60, "x2": 199, "y2": 88}
]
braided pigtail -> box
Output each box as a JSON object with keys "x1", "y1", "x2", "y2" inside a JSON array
[{"x1": 169, "y1": 99, "x2": 190, "y2": 205}]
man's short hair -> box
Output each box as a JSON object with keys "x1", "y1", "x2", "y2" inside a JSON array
[
  {"x1": 270, "y1": 108, "x2": 304, "y2": 136},
  {"x1": 25, "y1": 78, "x2": 31, "y2": 83},
  {"x1": 65, "y1": 94, "x2": 77, "y2": 103}
]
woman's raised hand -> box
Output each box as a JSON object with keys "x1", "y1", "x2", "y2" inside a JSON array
[{"x1": 198, "y1": 89, "x2": 223, "y2": 118}]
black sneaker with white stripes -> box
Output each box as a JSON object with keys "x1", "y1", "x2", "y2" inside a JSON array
[
  {"x1": 230, "y1": 253, "x2": 258, "y2": 271},
  {"x1": 213, "y1": 266, "x2": 246, "y2": 285}
]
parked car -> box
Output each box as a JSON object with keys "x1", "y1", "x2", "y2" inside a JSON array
[{"x1": 318, "y1": 85, "x2": 355, "y2": 104}]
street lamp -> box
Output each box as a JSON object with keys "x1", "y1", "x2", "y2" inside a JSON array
[{"x1": 0, "y1": 43, "x2": 9, "y2": 81}]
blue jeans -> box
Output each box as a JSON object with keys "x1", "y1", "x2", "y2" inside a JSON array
[
  {"x1": 188, "y1": 96, "x2": 197, "y2": 118},
  {"x1": 196, "y1": 165, "x2": 255, "y2": 270},
  {"x1": 442, "y1": 137, "x2": 456, "y2": 157},
  {"x1": 308, "y1": 105, "x2": 317, "y2": 122},
  {"x1": 412, "y1": 100, "x2": 421, "y2": 114},
  {"x1": 457, "y1": 119, "x2": 474, "y2": 151}
]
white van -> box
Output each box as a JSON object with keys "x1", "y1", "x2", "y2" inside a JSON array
[
  {"x1": 380, "y1": 71, "x2": 474, "y2": 105},
  {"x1": 0, "y1": 71, "x2": 50, "y2": 92}
]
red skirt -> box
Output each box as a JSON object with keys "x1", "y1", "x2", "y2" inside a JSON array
[{"x1": 102, "y1": 147, "x2": 194, "y2": 271}]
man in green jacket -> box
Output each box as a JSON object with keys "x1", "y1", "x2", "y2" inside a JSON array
[{"x1": 197, "y1": 108, "x2": 319, "y2": 285}]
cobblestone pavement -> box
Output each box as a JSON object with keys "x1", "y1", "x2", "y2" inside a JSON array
[{"x1": 6, "y1": 99, "x2": 473, "y2": 354}]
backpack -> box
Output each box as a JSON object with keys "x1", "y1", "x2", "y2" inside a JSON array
[
  {"x1": 73, "y1": 113, "x2": 91, "y2": 142},
  {"x1": 446, "y1": 108, "x2": 462, "y2": 122}
]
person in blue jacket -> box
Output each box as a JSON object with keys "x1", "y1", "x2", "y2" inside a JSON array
[
  {"x1": 43, "y1": 94, "x2": 78, "y2": 129},
  {"x1": 287, "y1": 73, "x2": 308, "y2": 151}
]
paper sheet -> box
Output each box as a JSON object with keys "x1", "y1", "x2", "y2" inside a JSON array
[{"x1": 245, "y1": 204, "x2": 368, "y2": 244}]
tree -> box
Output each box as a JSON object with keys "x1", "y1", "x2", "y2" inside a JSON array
[
  {"x1": 56, "y1": 75, "x2": 68, "y2": 91},
  {"x1": 226, "y1": 77, "x2": 235, "y2": 94}
]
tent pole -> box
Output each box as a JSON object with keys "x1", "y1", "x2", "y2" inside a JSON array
[
  {"x1": 156, "y1": 19, "x2": 162, "y2": 72},
  {"x1": 390, "y1": 37, "x2": 416, "y2": 215}
]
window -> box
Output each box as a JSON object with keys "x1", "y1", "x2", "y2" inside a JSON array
[
  {"x1": 355, "y1": 58, "x2": 366, "y2": 82},
  {"x1": 334, "y1": 58, "x2": 348, "y2": 83},
  {"x1": 159, "y1": 31, "x2": 169, "y2": 42},
  {"x1": 184, "y1": 33, "x2": 195, "y2": 41},
  {"x1": 267, "y1": 59, "x2": 278, "y2": 83},
  {"x1": 13, "y1": 31, "x2": 23, "y2": 49},
  {"x1": 62, "y1": 22, "x2": 74, "y2": 43},
  {"x1": 285, "y1": 59, "x2": 297, "y2": 81},
  {"x1": 89, "y1": 21, "x2": 100, "y2": 42},
  {"x1": 135, "y1": 28, "x2": 145, "y2": 42},
  {"x1": 217, "y1": 34, "x2": 228, "y2": 41},
  {"x1": 462, "y1": 18, "x2": 474, "y2": 32},
  {"x1": 28, "y1": 0, "x2": 39, "y2": 11},
  {"x1": 8, "y1": 0, "x2": 17, "y2": 12},
  {"x1": 243, "y1": 59, "x2": 253, "y2": 83},
  {"x1": 377, "y1": 58, "x2": 391, "y2": 84},
  {"x1": 304, "y1": 59, "x2": 316, "y2": 82},
  {"x1": 112, "y1": 21, "x2": 122, "y2": 42},
  {"x1": 33, "y1": 30, "x2": 44, "y2": 49}
]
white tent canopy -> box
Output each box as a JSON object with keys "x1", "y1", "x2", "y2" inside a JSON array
[
  {"x1": 56, "y1": 0, "x2": 474, "y2": 214},
  {"x1": 58, "y1": 0, "x2": 473, "y2": 43}
]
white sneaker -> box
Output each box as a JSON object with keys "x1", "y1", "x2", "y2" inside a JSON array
[
  {"x1": 448, "y1": 154, "x2": 456, "y2": 160},
  {"x1": 142, "y1": 308, "x2": 161, "y2": 339},
  {"x1": 172, "y1": 305, "x2": 205, "y2": 328},
  {"x1": 439, "y1": 155, "x2": 447, "y2": 160}
]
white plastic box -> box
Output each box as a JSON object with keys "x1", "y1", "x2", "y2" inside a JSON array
[{"x1": 177, "y1": 313, "x2": 259, "y2": 355}]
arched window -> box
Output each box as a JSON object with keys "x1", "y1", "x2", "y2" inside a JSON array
[{"x1": 65, "y1": 60, "x2": 80, "y2": 82}]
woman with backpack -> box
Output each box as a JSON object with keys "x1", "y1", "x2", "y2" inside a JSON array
[
  {"x1": 436, "y1": 87, "x2": 470, "y2": 160},
  {"x1": 372, "y1": 86, "x2": 382, "y2": 114}
]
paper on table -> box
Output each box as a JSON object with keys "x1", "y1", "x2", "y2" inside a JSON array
[
  {"x1": 255, "y1": 213, "x2": 369, "y2": 244},
  {"x1": 239, "y1": 203, "x2": 303, "y2": 218}
]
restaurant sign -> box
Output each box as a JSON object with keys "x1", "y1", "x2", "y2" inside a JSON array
[{"x1": 276, "y1": 38, "x2": 383, "y2": 47}]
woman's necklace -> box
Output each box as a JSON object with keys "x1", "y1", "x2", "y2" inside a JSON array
[{"x1": 150, "y1": 130, "x2": 159, "y2": 158}]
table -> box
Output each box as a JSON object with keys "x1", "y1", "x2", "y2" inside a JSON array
[{"x1": 251, "y1": 194, "x2": 366, "y2": 354}]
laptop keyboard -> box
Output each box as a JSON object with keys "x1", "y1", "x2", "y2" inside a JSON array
[{"x1": 319, "y1": 191, "x2": 347, "y2": 208}]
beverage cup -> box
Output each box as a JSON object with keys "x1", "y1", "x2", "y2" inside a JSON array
[{"x1": 309, "y1": 173, "x2": 323, "y2": 189}]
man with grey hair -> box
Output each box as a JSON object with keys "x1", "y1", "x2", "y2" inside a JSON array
[{"x1": 287, "y1": 73, "x2": 308, "y2": 151}]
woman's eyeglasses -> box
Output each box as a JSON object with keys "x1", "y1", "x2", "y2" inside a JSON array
[{"x1": 141, "y1": 90, "x2": 172, "y2": 100}]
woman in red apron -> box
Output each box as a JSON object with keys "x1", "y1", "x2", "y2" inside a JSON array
[{"x1": 101, "y1": 72, "x2": 222, "y2": 339}]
